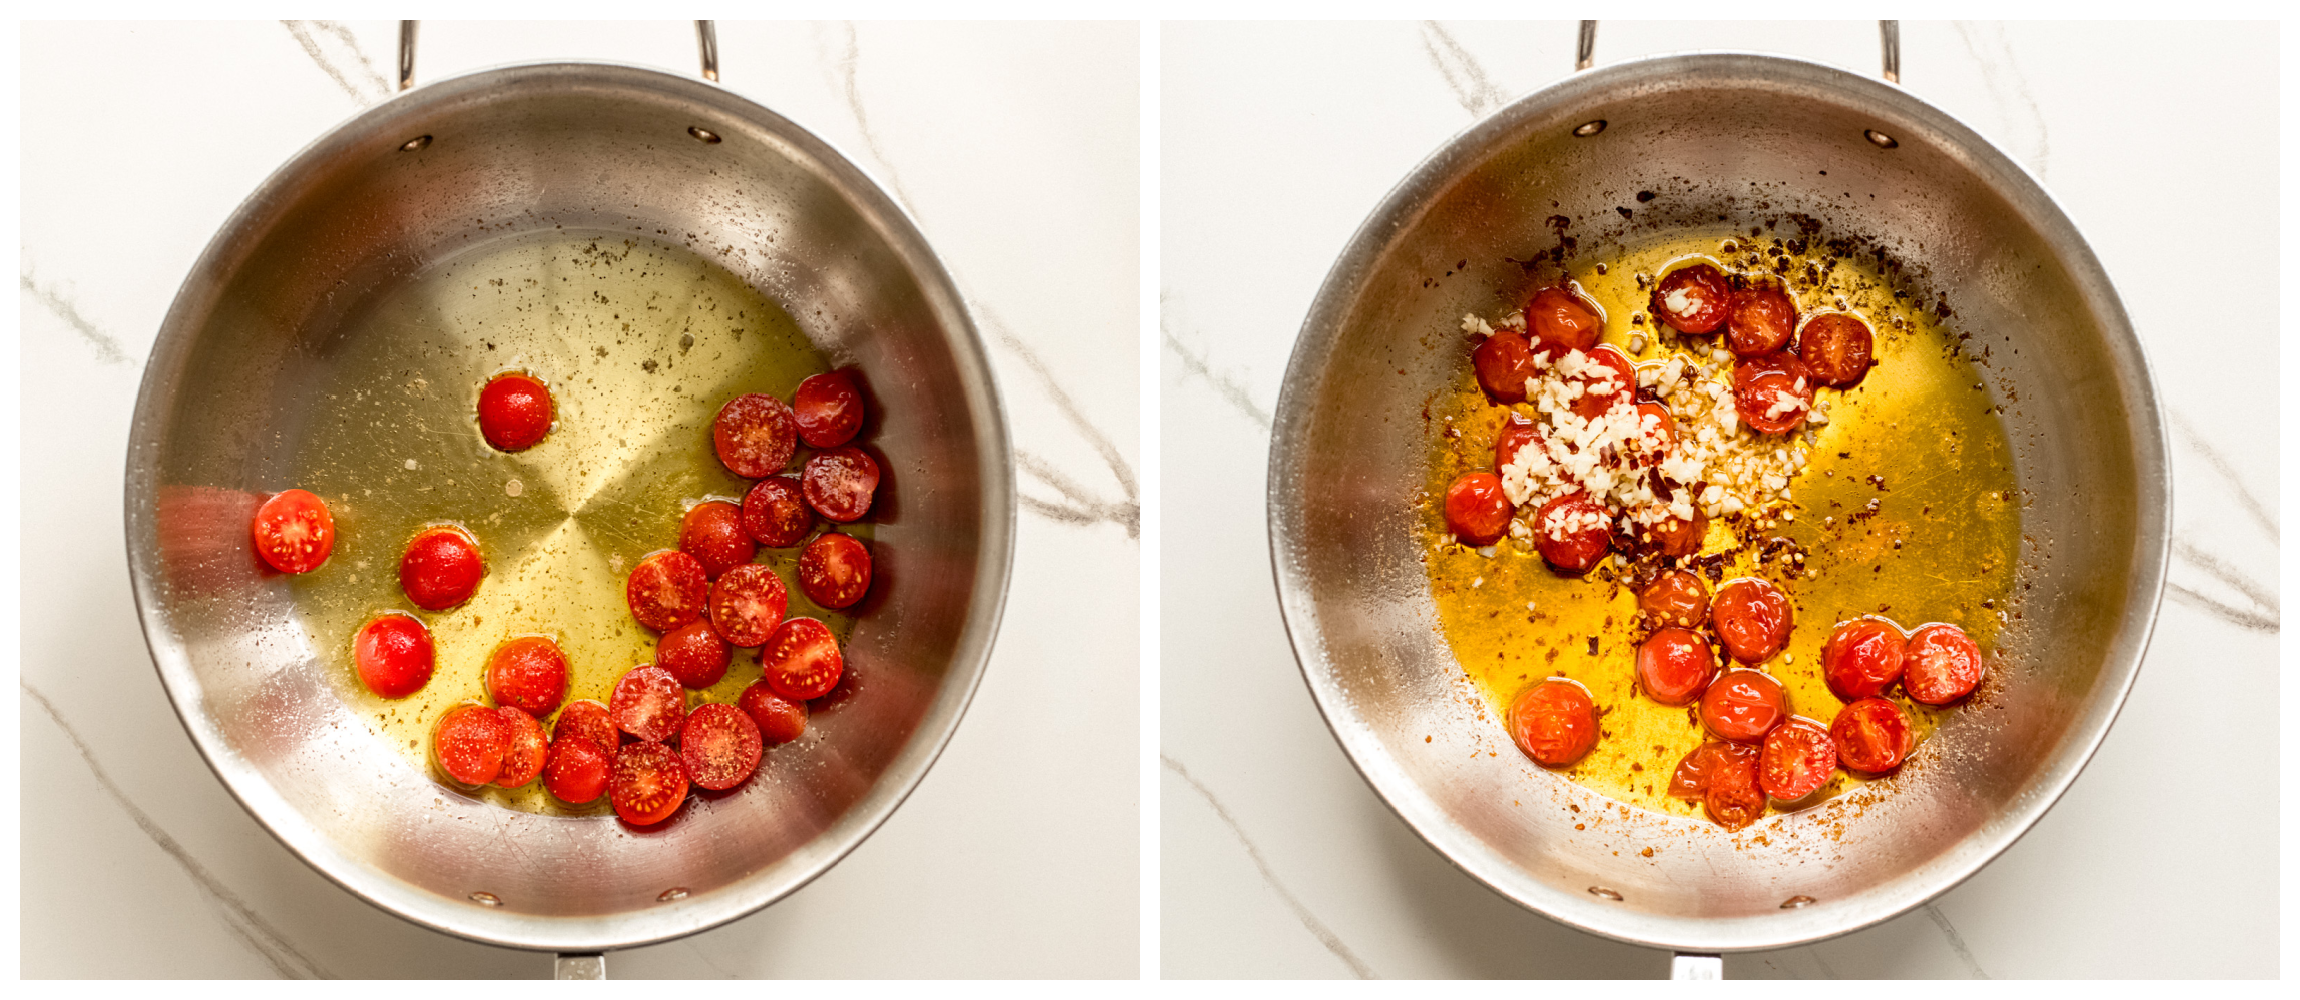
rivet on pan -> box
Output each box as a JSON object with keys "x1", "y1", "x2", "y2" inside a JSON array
[
  {"x1": 687, "y1": 126, "x2": 722, "y2": 145},
  {"x1": 1587, "y1": 886, "x2": 1624, "y2": 901},
  {"x1": 1863, "y1": 129, "x2": 1899, "y2": 149},
  {"x1": 468, "y1": 891, "x2": 502, "y2": 907},
  {"x1": 1781, "y1": 895, "x2": 1818, "y2": 909},
  {"x1": 658, "y1": 887, "x2": 690, "y2": 902},
  {"x1": 400, "y1": 135, "x2": 433, "y2": 152},
  {"x1": 1572, "y1": 120, "x2": 1608, "y2": 137}
]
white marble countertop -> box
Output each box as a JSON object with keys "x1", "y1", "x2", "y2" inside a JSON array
[
  {"x1": 1158, "y1": 20, "x2": 2277, "y2": 978},
  {"x1": 20, "y1": 20, "x2": 1138, "y2": 978}
]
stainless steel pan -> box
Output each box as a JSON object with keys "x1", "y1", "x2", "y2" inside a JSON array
[
  {"x1": 125, "y1": 24, "x2": 1012, "y2": 970},
  {"x1": 1269, "y1": 27, "x2": 2166, "y2": 964}
]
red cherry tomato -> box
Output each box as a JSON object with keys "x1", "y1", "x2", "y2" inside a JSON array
[
  {"x1": 680, "y1": 703, "x2": 764, "y2": 791},
  {"x1": 762, "y1": 617, "x2": 843, "y2": 701},
  {"x1": 798, "y1": 532, "x2": 873, "y2": 610},
  {"x1": 1758, "y1": 717, "x2": 1837, "y2": 801},
  {"x1": 354, "y1": 612, "x2": 434, "y2": 699},
  {"x1": 610, "y1": 740, "x2": 689, "y2": 826},
  {"x1": 552, "y1": 699, "x2": 616, "y2": 754},
  {"x1": 1649, "y1": 264, "x2": 1731, "y2": 334},
  {"x1": 493, "y1": 707, "x2": 548, "y2": 789},
  {"x1": 801, "y1": 447, "x2": 880, "y2": 523},
  {"x1": 1493, "y1": 411, "x2": 1543, "y2": 474},
  {"x1": 713, "y1": 392, "x2": 798, "y2": 478},
  {"x1": 626, "y1": 550, "x2": 709, "y2": 632},
  {"x1": 793, "y1": 369, "x2": 866, "y2": 449},
  {"x1": 433, "y1": 703, "x2": 510, "y2": 787},
  {"x1": 1797, "y1": 313, "x2": 1875, "y2": 388},
  {"x1": 710, "y1": 564, "x2": 790, "y2": 648},
  {"x1": 678, "y1": 501, "x2": 755, "y2": 580},
  {"x1": 1726, "y1": 281, "x2": 1798, "y2": 357},
  {"x1": 738, "y1": 682, "x2": 809, "y2": 746},
  {"x1": 485, "y1": 636, "x2": 568, "y2": 717},
  {"x1": 477, "y1": 371, "x2": 553, "y2": 452},
  {"x1": 1667, "y1": 740, "x2": 1753, "y2": 798},
  {"x1": 1472, "y1": 330, "x2": 1539, "y2": 403},
  {"x1": 1506, "y1": 679, "x2": 1600, "y2": 767},
  {"x1": 1711, "y1": 577, "x2": 1793, "y2": 664},
  {"x1": 1732, "y1": 354, "x2": 1815, "y2": 435},
  {"x1": 399, "y1": 524, "x2": 483, "y2": 611},
  {"x1": 1635, "y1": 401, "x2": 1675, "y2": 454},
  {"x1": 1822, "y1": 618, "x2": 1907, "y2": 702},
  {"x1": 1636, "y1": 627, "x2": 1716, "y2": 706},
  {"x1": 1443, "y1": 472, "x2": 1513, "y2": 546},
  {"x1": 251, "y1": 488, "x2": 334, "y2": 574},
  {"x1": 1703, "y1": 744, "x2": 1767, "y2": 830},
  {"x1": 657, "y1": 619, "x2": 731, "y2": 690},
  {"x1": 1832, "y1": 697, "x2": 1912, "y2": 773},
  {"x1": 1646, "y1": 507, "x2": 1707, "y2": 558},
  {"x1": 1527, "y1": 286, "x2": 1603, "y2": 357},
  {"x1": 1904, "y1": 623, "x2": 1985, "y2": 705},
  {"x1": 1700, "y1": 669, "x2": 1788, "y2": 743},
  {"x1": 610, "y1": 665, "x2": 688, "y2": 743},
  {"x1": 1566, "y1": 345, "x2": 1636, "y2": 420},
  {"x1": 542, "y1": 733, "x2": 611, "y2": 804},
  {"x1": 1534, "y1": 493, "x2": 1611, "y2": 573},
  {"x1": 741, "y1": 476, "x2": 816, "y2": 548},
  {"x1": 1637, "y1": 570, "x2": 1709, "y2": 628}
]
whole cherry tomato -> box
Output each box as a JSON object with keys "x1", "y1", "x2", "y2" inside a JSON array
[
  {"x1": 1710, "y1": 577, "x2": 1793, "y2": 664},
  {"x1": 741, "y1": 476, "x2": 815, "y2": 548},
  {"x1": 678, "y1": 500, "x2": 755, "y2": 580},
  {"x1": 1566, "y1": 345, "x2": 1636, "y2": 420},
  {"x1": 680, "y1": 703, "x2": 763, "y2": 791},
  {"x1": 354, "y1": 612, "x2": 434, "y2": 699},
  {"x1": 252, "y1": 488, "x2": 334, "y2": 574},
  {"x1": 1494, "y1": 411, "x2": 1543, "y2": 474},
  {"x1": 1649, "y1": 264, "x2": 1731, "y2": 334},
  {"x1": 477, "y1": 371, "x2": 553, "y2": 452},
  {"x1": 1904, "y1": 623, "x2": 1984, "y2": 705},
  {"x1": 1758, "y1": 717, "x2": 1836, "y2": 801},
  {"x1": 1700, "y1": 669, "x2": 1788, "y2": 743},
  {"x1": 738, "y1": 682, "x2": 809, "y2": 746},
  {"x1": 486, "y1": 635, "x2": 568, "y2": 717},
  {"x1": 626, "y1": 550, "x2": 709, "y2": 632},
  {"x1": 1636, "y1": 627, "x2": 1716, "y2": 706},
  {"x1": 762, "y1": 617, "x2": 844, "y2": 701},
  {"x1": 710, "y1": 563, "x2": 791, "y2": 648},
  {"x1": 797, "y1": 532, "x2": 873, "y2": 610},
  {"x1": 1533, "y1": 493, "x2": 1611, "y2": 573},
  {"x1": 610, "y1": 741, "x2": 689, "y2": 826},
  {"x1": 656, "y1": 619, "x2": 731, "y2": 690},
  {"x1": 1797, "y1": 313, "x2": 1874, "y2": 388},
  {"x1": 1637, "y1": 570, "x2": 1709, "y2": 628},
  {"x1": 493, "y1": 706, "x2": 548, "y2": 789},
  {"x1": 1704, "y1": 743, "x2": 1767, "y2": 830},
  {"x1": 1732, "y1": 353, "x2": 1815, "y2": 435},
  {"x1": 713, "y1": 392, "x2": 798, "y2": 478},
  {"x1": 1726, "y1": 281, "x2": 1798, "y2": 357},
  {"x1": 1443, "y1": 472, "x2": 1513, "y2": 546},
  {"x1": 802, "y1": 447, "x2": 881, "y2": 523},
  {"x1": 1832, "y1": 697, "x2": 1912, "y2": 773},
  {"x1": 399, "y1": 524, "x2": 483, "y2": 611},
  {"x1": 793, "y1": 369, "x2": 867, "y2": 449},
  {"x1": 543, "y1": 734, "x2": 611, "y2": 804},
  {"x1": 433, "y1": 703, "x2": 511, "y2": 786},
  {"x1": 1527, "y1": 286, "x2": 1603, "y2": 357},
  {"x1": 1646, "y1": 507, "x2": 1707, "y2": 558},
  {"x1": 1635, "y1": 401, "x2": 1675, "y2": 454},
  {"x1": 1472, "y1": 330, "x2": 1538, "y2": 404},
  {"x1": 610, "y1": 665, "x2": 688, "y2": 743},
  {"x1": 1822, "y1": 618, "x2": 1907, "y2": 702},
  {"x1": 1507, "y1": 679, "x2": 1600, "y2": 768}
]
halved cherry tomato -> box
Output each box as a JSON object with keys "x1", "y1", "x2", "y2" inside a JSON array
[
  {"x1": 354, "y1": 612, "x2": 434, "y2": 699},
  {"x1": 1732, "y1": 354, "x2": 1815, "y2": 435},
  {"x1": 794, "y1": 369, "x2": 866, "y2": 449},
  {"x1": 477, "y1": 371, "x2": 553, "y2": 452},
  {"x1": 1636, "y1": 627, "x2": 1716, "y2": 706},
  {"x1": 1506, "y1": 679, "x2": 1600, "y2": 767},
  {"x1": 493, "y1": 706, "x2": 548, "y2": 789},
  {"x1": 1904, "y1": 623, "x2": 1984, "y2": 705},
  {"x1": 762, "y1": 617, "x2": 843, "y2": 701},
  {"x1": 1649, "y1": 264, "x2": 1731, "y2": 334},
  {"x1": 1758, "y1": 717, "x2": 1836, "y2": 801},
  {"x1": 1667, "y1": 740, "x2": 1755, "y2": 800},
  {"x1": 1822, "y1": 618, "x2": 1907, "y2": 702},
  {"x1": 741, "y1": 476, "x2": 816, "y2": 548},
  {"x1": 1565, "y1": 345, "x2": 1636, "y2": 420},
  {"x1": 1711, "y1": 577, "x2": 1793, "y2": 664},
  {"x1": 552, "y1": 699, "x2": 617, "y2": 754},
  {"x1": 802, "y1": 447, "x2": 880, "y2": 523},
  {"x1": 680, "y1": 703, "x2": 763, "y2": 791},
  {"x1": 1704, "y1": 745, "x2": 1767, "y2": 830},
  {"x1": 1726, "y1": 281, "x2": 1798, "y2": 357},
  {"x1": 1634, "y1": 401, "x2": 1675, "y2": 454},
  {"x1": 610, "y1": 740, "x2": 689, "y2": 826},
  {"x1": 626, "y1": 550, "x2": 709, "y2": 632},
  {"x1": 657, "y1": 619, "x2": 731, "y2": 690},
  {"x1": 542, "y1": 733, "x2": 611, "y2": 804},
  {"x1": 678, "y1": 500, "x2": 755, "y2": 580},
  {"x1": 1797, "y1": 313, "x2": 1874, "y2": 388},
  {"x1": 252, "y1": 488, "x2": 334, "y2": 574},
  {"x1": 1443, "y1": 472, "x2": 1513, "y2": 546},
  {"x1": 738, "y1": 682, "x2": 808, "y2": 746},
  {"x1": 1533, "y1": 493, "x2": 1610, "y2": 573},
  {"x1": 1832, "y1": 697, "x2": 1912, "y2": 773},
  {"x1": 434, "y1": 703, "x2": 511, "y2": 786},
  {"x1": 1700, "y1": 669, "x2": 1788, "y2": 743},
  {"x1": 710, "y1": 564, "x2": 790, "y2": 648},
  {"x1": 798, "y1": 532, "x2": 872, "y2": 610},
  {"x1": 610, "y1": 665, "x2": 688, "y2": 743},
  {"x1": 1646, "y1": 507, "x2": 1707, "y2": 558},
  {"x1": 1637, "y1": 570, "x2": 1709, "y2": 628},
  {"x1": 1472, "y1": 330, "x2": 1538, "y2": 403},
  {"x1": 485, "y1": 635, "x2": 568, "y2": 717},
  {"x1": 399, "y1": 524, "x2": 483, "y2": 610},
  {"x1": 1493, "y1": 411, "x2": 1543, "y2": 474},
  {"x1": 1527, "y1": 286, "x2": 1603, "y2": 357},
  {"x1": 712, "y1": 392, "x2": 798, "y2": 478}
]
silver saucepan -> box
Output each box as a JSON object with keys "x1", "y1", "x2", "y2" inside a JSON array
[{"x1": 1268, "y1": 28, "x2": 2165, "y2": 970}]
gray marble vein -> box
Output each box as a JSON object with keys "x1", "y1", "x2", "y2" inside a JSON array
[
  {"x1": 820, "y1": 21, "x2": 917, "y2": 213},
  {"x1": 1953, "y1": 22, "x2": 2051, "y2": 179},
  {"x1": 2165, "y1": 581, "x2": 2277, "y2": 633},
  {"x1": 2171, "y1": 411, "x2": 2276, "y2": 543},
  {"x1": 25, "y1": 682, "x2": 329, "y2": 979},
  {"x1": 20, "y1": 267, "x2": 129, "y2": 365},
  {"x1": 281, "y1": 19, "x2": 389, "y2": 106},
  {"x1": 1922, "y1": 901, "x2": 1991, "y2": 979},
  {"x1": 1420, "y1": 21, "x2": 1507, "y2": 119},
  {"x1": 1160, "y1": 295, "x2": 1271, "y2": 431},
  {"x1": 1162, "y1": 754, "x2": 1375, "y2": 979}
]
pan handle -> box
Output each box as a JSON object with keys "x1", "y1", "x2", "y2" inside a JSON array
[
  {"x1": 1573, "y1": 20, "x2": 1903, "y2": 84},
  {"x1": 394, "y1": 20, "x2": 722, "y2": 91},
  {"x1": 1670, "y1": 952, "x2": 1724, "y2": 979},
  {"x1": 554, "y1": 952, "x2": 606, "y2": 980}
]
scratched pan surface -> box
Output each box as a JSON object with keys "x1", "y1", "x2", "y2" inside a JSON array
[
  {"x1": 1269, "y1": 53, "x2": 2166, "y2": 953},
  {"x1": 124, "y1": 62, "x2": 1013, "y2": 953}
]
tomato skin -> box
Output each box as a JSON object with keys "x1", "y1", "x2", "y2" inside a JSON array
[
  {"x1": 741, "y1": 476, "x2": 816, "y2": 548},
  {"x1": 1797, "y1": 313, "x2": 1875, "y2": 387},
  {"x1": 1725, "y1": 281, "x2": 1798, "y2": 357},
  {"x1": 801, "y1": 447, "x2": 881, "y2": 523},
  {"x1": 738, "y1": 682, "x2": 809, "y2": 746},
  {"x1": 1903, "y1": 623, "x2": 1985, "y2": 705},
  {"x1": 252, "y1": 488, "x2": 335, "y2": 574},
  {"x1": 610, "y1": 665, "x2": 689, "y2": 743},
  {"x1": 678, "y1": 501, "x2": 756, "y2": 580},
  {"x1": 1636, "y1": 627, "x2": 1716, "y2": 706},
  {"x1": 797, "y1": 532, "x2": 873, "y2": 610},
  {"x1": 1493, "y1": 411, "x2": 1542, "y2": 474},
  {"x1": 1637, "y1": 570, "x2": 1710, "y2": 628},
  {"x1": 1506, "y1": 679, "x2": 1600, "y2": 767},
  {"x1": 1832, "y1": 697, "x2": 1913, "y2": 773},
  {"x1": 552, "y1": 699, "x2": 617, "y2": 754},
  {"x1": 1650, "y1": 264, "x2": 1732, "y2": 334},
  {"x1": 626, "y1": 550, "x2": 710, "y2": 632},
  {"x1": 680, "y1": 703, "x2": 764, "y2": 791},
  {"x1": 1472, "y1": 330, "x2": 1538, "y2": 403},
  {"x1": 354, "y1": 612, "x2": 435, "y2": 699},
  {"x1": 793, "y1": 369, "x2": 867, "y2": 449},
  {"x1": 1443, "y1": 473, "x2": 1514, "y2": 546},
  {"x1": 399, "y1": 524, "x2": 484, "y2": 610},
  {"x1": 1732, "y1": 354, "x2": 1815, "y2": 435},
  {"x1": 485, "y1": 635, "x2": 569, "y2": 717},
  {"x1": 1822, "y1": 618, "x2": 1907, "y2": 702},
  {"x1": 656, "y1": 619, "x2": 731, "y2": 690},
  {"x1": 610, "y1": 741, "x2": 689, "y2": 826},
  {"x1": 1668, "y1": 740, "x2": 1755, "y2": 800},
  {"x1": 1566, "y1": 345, "x2": 1637, "y2": 420},
  {"x1": 1635, "y1": 401, "x2": 1676, "y2": 454},
  {"x1": 1711, "y1": 577, "x2": 1793, "y2": 664},
  {"x1": 1534, "y1": 493, "x2": 1611, "y2": 573},
  {"x1": 1703, "y1": 746, "x2": 1768, "y2": 830},
  {"x1": 1758, "y1": 717, "x2": 1837, "y2": 801},
  {"x1": 493, "y1": 707, "x2": 549, "y2": 789},
  {"x1": 1700, "y1": 669, "x2": 1788, "y2": 743},
  {"x1": 433, "y1": 703, "x2": 511, "y2": 787},
  {"x1": 710, "y1": 564, "x2": 790, "y2": 648},
  {"x1": 713, "y1": 393, "x2": 798, "y2": 478},
  {"x1": 762, "y1": 618, "x2": 844, "y2": 701},
  {"x1": 1646, "y1": 507, "x2": 1708, "y2": 558},
  {"x1": 542, "y1": 734, "x2": 611, "y2": 804},
  {"x1": 477, "y1": 372, "x2": 553, "y2": 452},
  {"x1": 1527, "y1": 286, "x2": 1603, "y2": 357}
]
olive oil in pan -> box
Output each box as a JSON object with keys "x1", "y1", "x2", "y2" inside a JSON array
[
  {"x1": 1422, "y1": 232, "x2": 2020, "y2": 821},
  {"x1": 284, "y1": 232, "x2": 863, "y2": 814}
]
